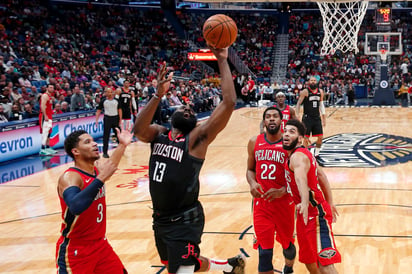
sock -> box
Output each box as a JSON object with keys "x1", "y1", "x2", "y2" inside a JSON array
[
  {"x1": 207, "y1": 259, "x2": 232, "y2": 272},
  {"x1": 42, "y1": 145, "x2": 46, "y2": 149},
  {"x1": 315, "y1": 147, "x2": 320, "y2": 156}
]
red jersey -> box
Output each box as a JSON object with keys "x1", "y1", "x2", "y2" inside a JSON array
[
  {"x1": 254, "y1": 133, "x2": 288, "y2": 191},
  {"x1": 284, "y1": 147, "x2": 326, "y2": 208},
  {"x1": 273, "y1": 104, "x2": 291, "y2": 132},
  {"x1": 40, "y1": 93, "x2": 53, "y2": 119},
  {"x1": 58, "y1": 167, "x2": 106, "y2": 240}
]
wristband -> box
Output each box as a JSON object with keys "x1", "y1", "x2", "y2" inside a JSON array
[{"x1": 153, "y1": 94, "x2": 160, "y2": 99}]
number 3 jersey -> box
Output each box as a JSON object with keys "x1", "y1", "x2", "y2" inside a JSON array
[
  {"x1": 149, "y1": 130, "x2": 204, "y2": 213},
  {"x1": 58, "y1": 167, "x2": 106, "y2": 240}
]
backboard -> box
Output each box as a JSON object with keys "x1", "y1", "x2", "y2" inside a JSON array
[{"x1": 364, "y1": 32, "x2": 402, "y2": 56}]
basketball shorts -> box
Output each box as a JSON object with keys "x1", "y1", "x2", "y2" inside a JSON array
[
  {"x1": 39, "y1": 114, "x2": 52, "y2": 134},
  {"x1": 302, "y1": 115, "x2": 323, "y2": 137},
  {"x1": 253, "y1": 195, "x2": 295, "y2": 250},
  {"x1": 296, "y1": 200, "x2": 341, "y2": 266},
  {"x1": 56, "y1": 236, "x2": 126, "y2": 274},
  {"x1": 153, "y1": 202, "x2": 205, "y2": 273}
]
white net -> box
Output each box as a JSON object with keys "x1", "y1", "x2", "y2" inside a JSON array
[{"x1": 317, "y1": 0, "x2": 369, "y2": 55}]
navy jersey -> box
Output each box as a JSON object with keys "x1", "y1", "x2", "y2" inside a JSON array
[
  {"x1": 149, "y1": 130, "x2": 204, "y2": 213},
  {"x1": 119, "y1": 91, "x2": 132, "y2": 119},
  {"x1": 303, "y1": 88, "x2": 321, "y2": 117}
]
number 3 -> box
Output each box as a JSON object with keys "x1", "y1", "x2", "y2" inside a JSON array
[{"x1": 96, "y1": 203, "x2": 103, "y2": 223}]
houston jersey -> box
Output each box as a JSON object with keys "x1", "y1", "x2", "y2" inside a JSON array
[
  {"x1": 119, "y1": 90, "x2": 132, "y2": 118},
  {"x1": 58, "y1": 167, "x2": 106, "y2": 240},
  {"x1": 149, "y1": 130, "x2": 204, "y2": 213},
  {"x1": 284, "y1": 147, "x2": 326, "y2": 209},
  {"x1": 254, "y1": 133, "x2": 287, "y2": 191},
  {"x1": 303, "y1": 88, "x2": 321, "y2": 117}
]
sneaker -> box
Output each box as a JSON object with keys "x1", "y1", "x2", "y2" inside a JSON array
[
  {"x1": 45, "y1": 147, "x2": 58, "y2": 154},
  {"x1": 103, "y1": 153, "x2": 109, "y2": 158},
  {"x1": 223, "y1": 254, "x2": 246, "y2": 274},
  {"x1": 39, "y1": 149, "x2": 51, "y2": 155}
]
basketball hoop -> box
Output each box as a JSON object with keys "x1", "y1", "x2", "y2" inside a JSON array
[
  {"x1": 317, "y1": 0, "x2": 369, "y2": 55},
  {"x1": 380, "y1": 48, "x2": 388, "y2": 62}
]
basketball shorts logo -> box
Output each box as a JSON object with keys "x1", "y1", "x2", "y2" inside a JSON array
[{"x1": 319, "y1": 249, "x2": 336, "y2": 259}]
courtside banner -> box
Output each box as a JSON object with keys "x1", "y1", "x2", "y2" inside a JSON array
[{"x1": 0, "y1": 114, "x2": 103, "y2": 163}]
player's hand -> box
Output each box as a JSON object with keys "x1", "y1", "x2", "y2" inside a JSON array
[
  {"x1": 250, "y1": 182, "x2": 264, "y2": 198},
  {"x1": 95, "y1": 159, "x2": 118, "y2": 182},
  {"x1": 115, "y1": 128, "x2": 133, "y2": 146},
  {"x1": 297, "y1": 202, "x2": 309, "y2": 225},
  {"x1": 156, "y1": 61, "x2": 173, "y2": 98},
  {"x1": 262, "y1": 187, "x2": 286, "y2": 202},
  {"x1": 209, "y1": 47, "x2": 228, "y2": 60},
  {"x1": 330, "y1": 203, "x2": 339, "y2": 223}
]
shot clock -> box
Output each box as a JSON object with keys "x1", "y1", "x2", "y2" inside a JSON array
[{"x1": 376, "y1": 7, "x2": 391, "y2": 25}]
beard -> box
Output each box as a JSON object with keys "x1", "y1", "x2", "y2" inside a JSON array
[
  {"x1": 171, "y1": 111, "x2": 197, "y2": 135},
  {"x1": 283, "y1": 137, "x2": 299, "y2": 151},
  {"x1": 309, "y1": 84, "x2": 318, "y2": 90},
  {"x1": 266, "y1": 124, "x2": 280, "y2": 135}
]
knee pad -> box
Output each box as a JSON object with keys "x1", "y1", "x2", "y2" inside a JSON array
[
  {"x1": 258, "y1": 247, "x2": 273, "y2": 272},
  {"x1": 283, "y1": 242, "x2": 296, "y2": 260}
]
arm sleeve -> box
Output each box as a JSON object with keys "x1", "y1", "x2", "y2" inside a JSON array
[
  {"x1": 62, "y1": 178, "x2": 104, "y2": 215},
  {"x1": 319, "y1": 101, "x2": 326, "y2": 115}
]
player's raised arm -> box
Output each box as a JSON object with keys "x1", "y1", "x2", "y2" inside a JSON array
[
  {"x1": 133, "y1": 62, "x2": 171, "y2": 142},
  {"x1": 189, "y1": 47, "x2": 236, "y2": 154}
]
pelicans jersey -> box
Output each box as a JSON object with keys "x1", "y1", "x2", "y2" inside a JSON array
[
  {"x1": 252, "y1": 133, "x2": 294, "y2": 250},
  {"x1": 58, "y1": 167, "x2": 106, "y2": 240},
  {"x1": 273, "y1": 104, "x2": 292, "y2": 132},
  {"x1": 55, "y1": 167, "x2": 126, "y2": 273},
  {"x1": 284, "y1": 147, "x2": 341, "y2": 266}
]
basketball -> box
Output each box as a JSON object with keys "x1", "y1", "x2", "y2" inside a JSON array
[{"x1": 202, "y1": 14, "x2": 238, "y2": 49}]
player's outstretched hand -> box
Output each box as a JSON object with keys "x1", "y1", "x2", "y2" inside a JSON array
[
  {"x1": 209, "y1": 47, "x2": 228, "y2": 61},
  {"x1": 115, "y1": 128, "x2": 133, "y2": 146},
  {"x1": 95, "y1": 159, "x2": 118, "y2": 183},
  {"x1": 156, "y1": 61, "x2": 173, "y2": 98}
]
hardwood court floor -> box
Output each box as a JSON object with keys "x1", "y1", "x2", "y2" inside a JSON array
[{"x1": 0, "y1": 106, "x2": 411, "y2": 274}]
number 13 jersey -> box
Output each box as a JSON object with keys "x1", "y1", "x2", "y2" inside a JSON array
[{"x1": 149, "y1": 130, "x2": 204, "y2": 213}]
